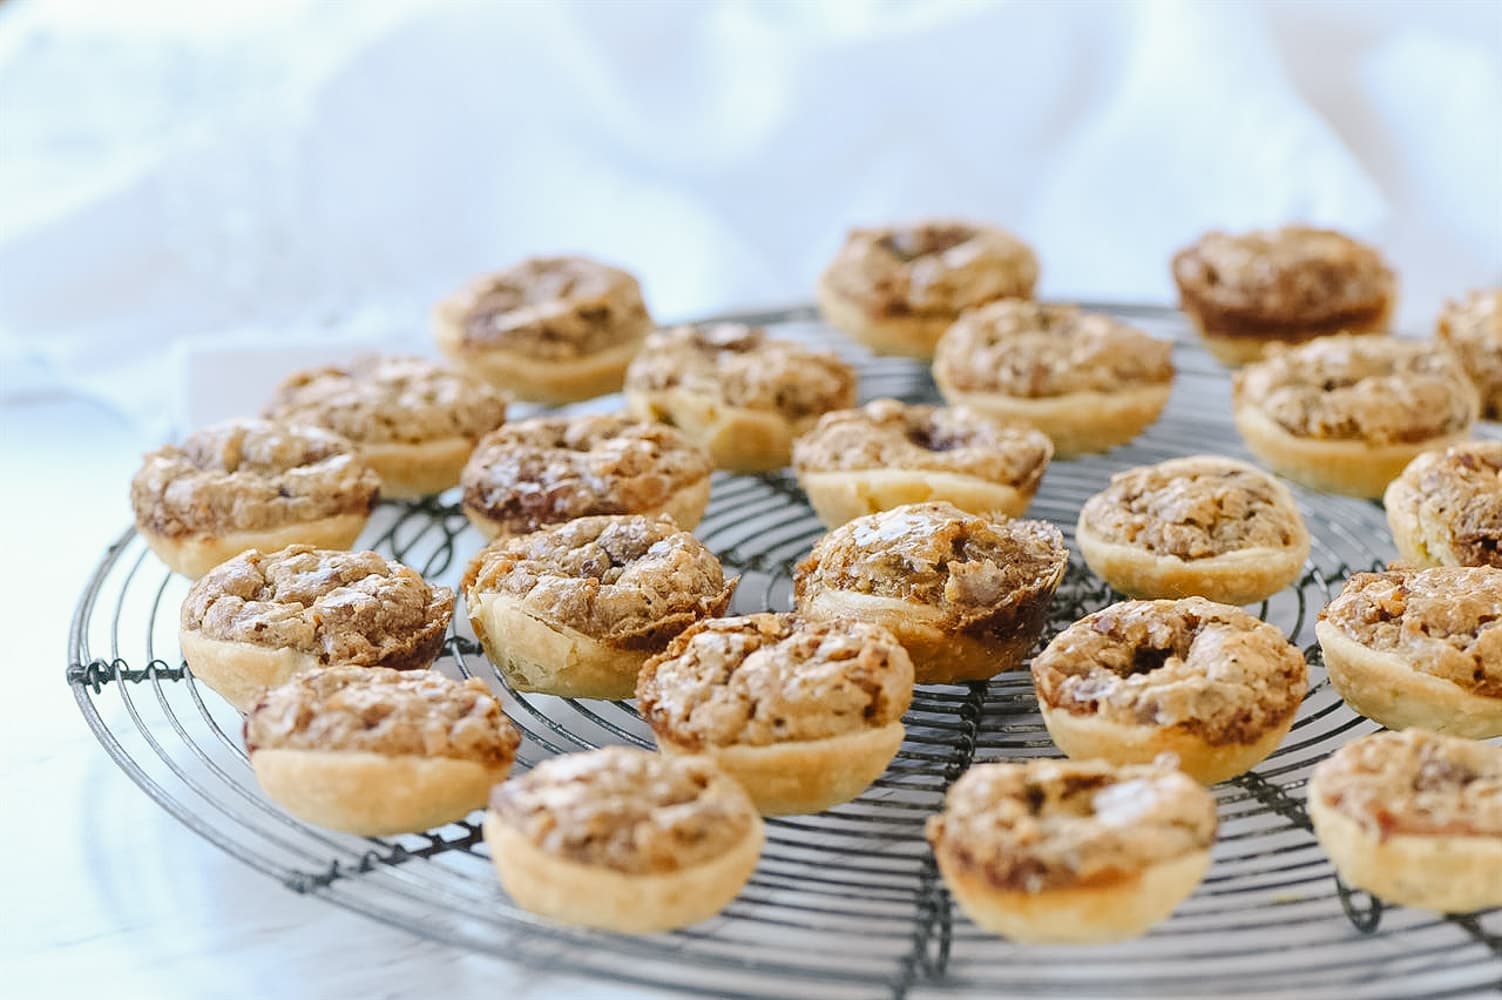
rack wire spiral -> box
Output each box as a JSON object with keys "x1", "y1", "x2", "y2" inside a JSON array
[{"x1": 68, "y1": 304, "x2": 1501, "y2": 999}]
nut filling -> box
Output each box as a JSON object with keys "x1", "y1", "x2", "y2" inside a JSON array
[
  {"x1": 1032, "y1": 599, "x2": 1307, "y2": 745},
  {"x1": 463, "y1": 515, "x2": 735, "y2": 648},
  {"x1": 1080, "y1": 457, "x2": 1305, "y2": 560},
  {"x1": 1438, "y1": 289, "x2": 1502, "y2": 418},
  {"x1": 182, "y1": 546, "x2": 454, "y2": 668},
  {"x1": 792, "y1": 399, "x2": 1052, "y2": 487},
  {"x1": 1396, "y1": 443, "x2": 1502, "y2": 568},
  {"x1": 625, "y1": 324, "x2": 856, "y2": 420},
  {"x1": 244, "y1": 666, "x2": 519, "y2": 769},
  {"x1": 637, "y1": 614, "x2": 913, "y2": 749},
  {"x1": 489, "y1": 747, "x2": 756, "y2": 874},
  {"x1": 926, "y1": 758, "x2": 1217, "y2": 892},
  {"x1": 1321, "y1": 567, "x2": 1502, "y2": 698},
  {"x1": 1312, "y1": 730, "x2": 1502, "y2": 839},
  {"x1": 264, "y1": 355, "x2": 506, "y2": 445},
  {"x1": 132, "y1": 419, "x2": 380, "y2": 538},
  {"x1": 934, "y1": 301, "x2": 1174, "y2": 397}
]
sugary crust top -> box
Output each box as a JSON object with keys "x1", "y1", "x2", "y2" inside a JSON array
[
  {"x1": 244, "y1": 666, "x2": 519, "y2": 769},
  {"x1": 1321, "y1": 566, "x2": 1502, "y2": 698},
  {"x1": 933, "y1": 301, "x2": 1174, "y2": 397},
  {"x1": 624, "y1": 324, "x2": 857, "y2": 420},
  {"x1": 1311, "y1": 729, "x2": 1502, "y2": 838},
  {"x1": 636, "y1": 613, "x2": 914, "y2": 749},
  {"x1": 925, "y1": 757, "x2": 1217, "y2": 892},
  {"x1": 462, "y1": 514, "x2": 735, "y2": 649},
  {"x1": 1031, "y1": 598, "x2": 1308, "y2": 745},
  {"x1": 791, "y1": 399, "x2": 1053, "y2": 490},
  {"x1": 1079, "y1": 455, "x2": 1308, "y2": 560},
  {"x1": 132, "y1": 419, "x2": 380, "y2": 539},
  {"x1": 264, "y1": 355, "x2": 507, "y2": 446},
  {"x1": 821, "y1": 219, "x2": 1038, "y2": 317},
  {"x1": 182, "y1": 546, "x2": 454, "y2": 669},
  {"x1": 488, "y1": 747, "x2": 757, "y2": 874},
  {"x1": 438, "y1": 256, "x2": 651, "y2": 360},
  {"x1": 1437, "y1": 289, "x2": 1502, "y2": 419},
  {"x1": 460, "y1": 415, "x2": 712, "y2": 534},
  {"x1": 1390, "y1": 442, "x2": 1502, "y2": 568},
  {"x1": 1232, "y1": 334, "x2": 1477, "y2": 444}
]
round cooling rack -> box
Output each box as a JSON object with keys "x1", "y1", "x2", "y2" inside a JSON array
[{"x1": 69, "y1": 304, "x2": 1501, "y2": 1000}]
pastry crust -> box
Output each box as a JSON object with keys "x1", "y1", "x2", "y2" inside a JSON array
[
  {"x1": 1437, "y1": 289, "x2": 1502, "y2": 419},
  {"x1": 1384, "y1": 441, "x2": 1502, "y2": 568},
  {"x1": 932, "y1": 300, "x2": 1174, "y2": 456},
  {"x1": 141, "y1": 513, "x2": 369, "y2": 583},
  {"x1": 817, "y1": 219, "x2": 1038, "y2": 358},
  {"x1": 459, "y1": 414, "x2": 712, "y2": 539},
  {"x1": 1308, "y1": 729, "x2": 1502, "y2": 913},
  {"x1": 623, "y1": 324, "x2": 856, "y2": 473},
  {"x1": 1076, "y1": 455, "x2": 1310, "y2": 605},
  {"x1": 793, "y1": 502, "x2": 1068, "y2": 683},
  {"x1": 792, "y1": 399, "x2": 1051, "y2": 526}
]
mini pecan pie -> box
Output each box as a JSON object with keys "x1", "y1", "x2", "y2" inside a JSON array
[
  {"x1": 1032, "y1": 598, "x2": 1308, "y2": 783},
  {"x1": 263, "y1": 354, "x2": 506, "y2": 498},
  {"x1": 792, "y1": 399, "x2": 1053, "y2": 527},
  {"x1": 459, "y1": 413, "x2": 713, "y2": 539},
  {"x1": 1385, "y1": 441, "x2": 1502, "y2": 569},
  {"x1": 131, "y1": 418, "x2": 380, "y2": 578},
  {"x1": 933, "y1": 301, "x2": 1175, "y2": 456},
  {"x1": 926, "y1": 757, "x2": 1217, "y2": 943},
  {"x1": 1316, "y1": 566, "x2": 1502, "y2": 738},
  {"x1": 179, "y1": 545, "x2": 454, "y2": 711},
  {"x1": 433, "y1": 255, "x2": 653, "y2": 403},
  {"x1": 483, "y1": 746, "x2": 764, "y2": 933},
  {"x1": 1232, "y1": 334, "x2": 1478, "y2": 497},
  {"x1": 1309, "y1": 730, "x2": 1502, "y2": 913},
  {"x1": 1172, "y1": 225, "x2": 1395, "y2": 366},
  {"x1": 637, "y1": 613, "x2": 913, "y2": 815},
  {"x1": 817, "y1": 219, "x2": 1038, "y2": 358},
  {"x1": 462, "y1": 514, "x2": 735, "y2": 699},
  {"x1": 245, "y1": 666, "x2": 519, "y2": 835},
  {"x1": 1438, "y1": 289, "x2": 1502, "y2": 419},
  {"x1": 1076, "y1": 455, "x2": 1310, "y2": 606},
  {"x1": 794, "y1": 501, "x2": 1068, "y2": 683},
  {"x1": 623, "y1": 323, "x2": 857, "y2": 473}
]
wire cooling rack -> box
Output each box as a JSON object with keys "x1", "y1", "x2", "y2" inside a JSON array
[{"x1": 69, "y1": 304, "x2": 1501, "y2": 999}]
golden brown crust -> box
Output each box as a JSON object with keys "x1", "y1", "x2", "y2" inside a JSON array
[
  {"x1": 132, "y1": 419, "x2": 380, "y2": 539},
  {"x1": 636, "y1": 613, "x2": 913, "y2": 750},
  {"x1": 488, "y1": 747, "x2": 757, "y2": 875},
  {"x1": 1320, "y1": 566, "x2": 1502, "y2": 699},
  {"x1": 1032, "y1": 598, "x2": 1307, "y2": 745},
  {"x1": 244, "y1": 667, "x2": 519, "y2": 769},
  {"x1": 1385, "y1": 442, "x2": 1502, "y2": 569},
  {"x1": 925, "y1": 758, "x2": 1217, "y2": 892},
  {"x1": 1438, "y1": 289, "x2": 1502, "y2": 419},
  {"x1": 181, "y1": 546, "x2": 453, "y2": 669},
  {"x1": 1310, "y1": 729, "x2": 1502, "y2": 838},
  {"x1": 459, "y1": 414, "x2": 712, "y2": 535}
]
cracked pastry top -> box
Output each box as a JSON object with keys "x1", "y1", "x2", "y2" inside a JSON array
[
  {"x1": 1079, "y1": 456, "x2": 1306, "y2": 560},
  {"x1": 488, "y1": 746, "x2": 757, "y2": 874},
  {"x1": 1172, "y1": 226, "x2": 1395, "y2": 332},
  {"x1": 463, "y1": 514, "x2": 735, "y2": 649},
  {"x1": 132, "y1": 418, "x2": 380, "y2": 539},
  {"x1": 460, "y1": 415, "x2": 711, "y2": 534},
  {"x1": 637, "y1": 613, "x2": 913, "y2": 749},
  {"x1": 1232, "y1": 334, "x2": 1477, "y2": 444},
  {"x1": 933, "y1": 301, "x2": 1174, "y2": 397},
  {"x1": 1310, "y1": 729, "x2": 1502, "y2": 839},
  {"x1": 1032, "y1": 597, "x2": 1307, "y2": 745},
  {"x1": 1438, "y1": 289, "x2": 1502, "y2": 418},
  {"x1": 624, "y1": 324, "x2": 856, "y2": 421},
  {"x1": 244, "y1": 666, "x2": 519, "y2": 769},
  {"x1": 792, "y1": 399, "x2": 1052, "y2": 488},
  {"x1": 1320, "y1": 566, "x2": 1502, "y2": 699},
  {"x1": 794, "y1": 502, "x2": 1067, "y2": 633},
  {"x1": 436, "y1": 256, "x2": 651, "y2": 360},
  {"x1": 264, "y1": 354, "x2": 506, "y2": 445},
  {"x1": 925, "y1": 757, "x2": 1217, "y2": 892},
  {"x1": 820, "y1": 220, "x2": 1037, "y2": 318},
  {"x1": 1390, "y1": 441, "x2": 1502, "y2": 568},
  {"x1": 182, "y1": 545, "x2": 454, "y2": 669}
]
